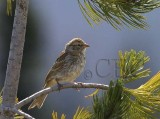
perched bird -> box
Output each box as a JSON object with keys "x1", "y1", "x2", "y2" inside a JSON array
[{"x1": 28, "y1": 38, "x2": 89, "y2": 109}]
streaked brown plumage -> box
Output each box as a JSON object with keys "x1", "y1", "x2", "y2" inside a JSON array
[{"x1": 28, "y1": 38, "x2": 89, "y2": 109}]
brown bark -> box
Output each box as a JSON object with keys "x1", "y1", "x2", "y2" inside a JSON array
[{"x1": 0, "y1": 0, "x2": 29, "y2": 118}]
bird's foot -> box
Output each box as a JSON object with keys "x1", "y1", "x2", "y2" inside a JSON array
[
  {"x1": 56, "y1": 80, "x2": 63, "y2": 91},
  {"x1": 57, "y1": 83, "x2": 63, "y2": 91}
]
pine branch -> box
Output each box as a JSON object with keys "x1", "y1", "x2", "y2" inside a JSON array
[
  {"x1": 78, "y1": 0, "x2": 160, "y2": 30},
  {"x1": 15, "y1": 82, "x2": 109, "y2": 109}
]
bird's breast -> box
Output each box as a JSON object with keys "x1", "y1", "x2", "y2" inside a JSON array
[{"x1": 61, "y1": 55, "x2": 85, "y2": 82}]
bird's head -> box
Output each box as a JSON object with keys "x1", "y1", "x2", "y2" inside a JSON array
[{"x1": 65, "y1": 38, "x2": 89, "y2": 53}]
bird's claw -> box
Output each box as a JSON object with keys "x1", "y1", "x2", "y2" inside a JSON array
[
  {"x1": 56, "y1": 79, "x2": 63, "y2": 91},
  {"x1": 57, "y1": 83, "x2": 63, "y2": 91}
]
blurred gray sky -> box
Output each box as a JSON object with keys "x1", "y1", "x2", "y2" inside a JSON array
[{"x1": 1, "y1": 0, "x2": 160, "y2": 118}]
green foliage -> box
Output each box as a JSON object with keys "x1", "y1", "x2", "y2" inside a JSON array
[
  {"x1": 52, "y1": 111, "x2": 66, "y2": 119},
  {"x1": 92, "y1": 80, "x2": 130, "y2": 119},
  {"x1": 7, "y1": 0, "x2": 14, "y2": 16},
  {"x1": 121, "y1": 97, "x2": 155, "y2": 119},
  {"x1": 78, "y1": 0, "x2": 160, "y2": 30},
  {"x1": 122, "y1": 72, "x2": 160, "y2": 118},
  {"x1": 14, "y1": 115, "x2": 24, "y2": 119},
  {"x1": 91, "y1": 78, "x2": 160, "y2": 119},
  {"x1": 52, "y1": 107, "x2": 92, "y2": 119},
  {"x1": 118, "y1": 49, "x2": 150, "y2": 83},
  {"x1": 73, "y1": 107, "x2": 92, "y2": 119},
  {"x1": 0, "y1": 96, "x2": 2, "y2": 106},
  {"x1": 125, "y1": 72, "x2": 160, "y2": 113},
  {"x1": 91, "y1": 50, "x2": 160, "y2": 119},
  {"x1": 85, "y1": 89, "x2": 99, "y2": 98}
]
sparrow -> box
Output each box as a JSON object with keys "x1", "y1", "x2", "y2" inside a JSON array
[{"x1": 28, "y1": 38, "x2": 89, "y2": 109}]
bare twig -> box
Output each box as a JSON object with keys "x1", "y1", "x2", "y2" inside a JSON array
[
  {"x1": 13, "y1": 109, "x2": 35, "y2": 119},
  {"x1": 16, "y1": 82, "x2": 109, "y2": 109}
]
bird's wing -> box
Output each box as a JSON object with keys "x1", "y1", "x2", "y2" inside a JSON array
[{"x1": 44, "y1": 51, "x2": 68, "y2": 84}]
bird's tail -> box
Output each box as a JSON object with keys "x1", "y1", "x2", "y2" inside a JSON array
[
  {"x1": 28, "y1": 94, "x2": 48, "y2": 110},
  {"x1": 28, "y1": 79, "x2": 57, "y2": 110}
]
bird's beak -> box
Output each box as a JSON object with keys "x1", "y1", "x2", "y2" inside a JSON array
[{"x1": 84, "y1": 43, "x2": 90, "y2": 48}]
